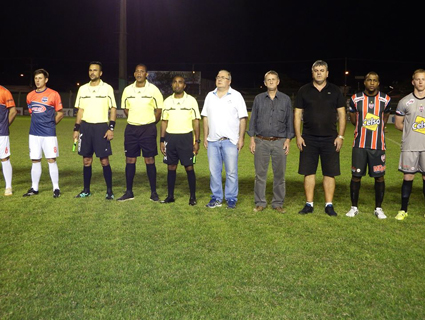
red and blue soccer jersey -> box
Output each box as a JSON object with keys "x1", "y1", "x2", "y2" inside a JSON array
[
  {"x1": 349, "y1": 92, "x2": 391, "y2": 150},
  {"x1": 0, "y1": 85, "x2": 16, "y2": 136},
  {"x1": 27, "y1": 88, "x2": 62, "y2": 136}
]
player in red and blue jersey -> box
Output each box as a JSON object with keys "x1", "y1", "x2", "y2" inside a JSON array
[
  {"x1": 346, "y1": 72, "x2": 391, "y2": 219},
  {"x1": 24, "y1": 69, "x2": 64, "y2": 198},
  {"x1": 0, "y1": 85, "x2": 17, "y2": 196}
]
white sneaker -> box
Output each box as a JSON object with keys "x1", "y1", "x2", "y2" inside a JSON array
[
  {"x1": 4, "y1": 187, "x2": 12, "y2": 196},
  {"x1": 374, "y1": 207, "x2": 387, "y2": 219},
  {"x1": 346, "y1": 206, "x2": 359, "y2": 217}
]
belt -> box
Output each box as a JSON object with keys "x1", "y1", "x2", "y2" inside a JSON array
[
  {"x1": 218, "y1": 137, "x2": 229, "y2": 141},
  {"x1": 256, "y1": 135, "x2": 281, "y2": 141}
]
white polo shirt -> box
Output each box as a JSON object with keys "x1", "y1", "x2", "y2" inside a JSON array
[{"x1": 201, "y1": 86, "x2": 248, "y2": 145}]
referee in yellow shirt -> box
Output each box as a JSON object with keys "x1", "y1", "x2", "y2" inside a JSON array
[
  {"x1": 73, "y1": 61, "x2": 117, "y2": 199},
  {"x1": 117, "y1": 64, "x2": 163, "y2": 202},
  {"x1": 160, "y1": 76, "x2": 200, "y2": 205}
]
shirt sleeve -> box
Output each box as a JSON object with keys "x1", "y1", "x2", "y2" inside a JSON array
[
  {"x1": 247, "y1": 96, "x2": 258, "y2": 137},
  {"x1": 107, "y1": 85, "x2": 117, "y2": 109}
]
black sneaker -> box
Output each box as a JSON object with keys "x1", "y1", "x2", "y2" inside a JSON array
[
  {"x1": 53, "y1": 189, "x2": 60, "y2": 198},
  {"x1": 75, "y1": 190, "x2": 91, "y2": 198},
  {"x1": 298, "y1": 203, "x2": 314, "y2": 214},
  {"x1": 325, "y1": 205, "x2": 338, "y2": 216},
  {"x1": 150, "y1": 192, "x2": 160, "y2": 202},
  {"x1": 105, "y1": 190, "x2": 114, "y2": 200},
  {"x1": 160, "y1": 196, "x2": 175, "y2": 204},
  {"x1": 23, "y1": 188, "x2": 39, "y2": 197},
  {"x1": 189, "y1": 197, "x2": 197, "y2": 206},
  {"x1": 117, "y1": 191, "x2": 134, "y2": 202}
]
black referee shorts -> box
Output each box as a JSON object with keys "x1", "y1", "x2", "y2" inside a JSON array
[
  {"x1": 163, "y1": 132, "x2": 194, "y2": 166},
  {"x1": 298, "y1": 135, "x2": 340, "y2": 177},
  {"x1": 124, "y1": 123, "x2": 158, "y2": 158},
  {"x1": 79, "y1": 121, "x2": 112, "y2": 158}
]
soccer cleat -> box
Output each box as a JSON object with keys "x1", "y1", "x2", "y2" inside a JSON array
[
  {"x1": 117, "y1": 191, "x2": 134, "y2": 202},
  {"x1": 226, "y1": 199, "x2": 236, "y2": 209},
  {"x1": 75, "y1": 190, "x2": 91, "y2": 198},
  {"x1": 53, "y1": 189, "x2": 61, "y2": 198},
  {"x1": 298, "y1": 203, "x2": 314, "y2": 214},
  {"x1": 395, "y1": 210, "x2": 408, "y2": 221},
  {"x1": 160, "y1": 196, "x2": 175, "y2": 204},
  {"x1": 150, "y1": 192, "x2": 160, "y2": 202},
  {"x1": 23, "y1": 188, "x2": 39, "y2": 197},
  {"x1": 325, "y1": 204, "x2": 338, "y2": 216},
  {"x1": 4, "y1": 187, "x2": 12, "y2": 196},
  {"x1": 346, "y1": 206, "x2": 359, "y2": 217},
  {"x1": 189, "y1": 197, "x2": 197, "y2": 206},
  {"x1": 105, "y1": 190, "x2": 114, "y2": 200},
  {"x1": 205, "y1": 198, "x2": 222, "y2": 208},
  {"x1": 374, "y1": 207, "x2": 387, "y2": 219},
  {"x1": 253, "y1": 206, "x2": 264, "y2": 212}
]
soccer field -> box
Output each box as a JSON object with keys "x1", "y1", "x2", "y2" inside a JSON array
[{"x1": 1, "y1": 116, "x2": 425, "y2": 319}]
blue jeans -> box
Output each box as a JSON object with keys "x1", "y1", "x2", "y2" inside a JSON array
[{"x1": 207, "y1": 139, "x2": 239, "y2": 202}]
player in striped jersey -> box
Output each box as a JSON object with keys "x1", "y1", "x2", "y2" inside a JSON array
[
  {"x1": 346, "y1": 72, "x2": 391, "y2": 219},
  {"x1": 0, "y1": 85, "x2": 17, "y2": 196},
  {"x1": 23, "y1": 69, "x2": 64, "y2": 198},
  {"x1": 394, "y1": 69, "x2": 425, "y2": 220}
]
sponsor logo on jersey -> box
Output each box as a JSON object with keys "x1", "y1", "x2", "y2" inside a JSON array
[
  {"x1": 420, "y1": 105, "x2": 424, "y2": 112},
  {"x1": 381, "y1": 154, "x2": 386, "y2": 163},
  {"x1": 406, "y1": 99, "x2": 415, "y2": 106},
  {"x1": 412, "y1": 116, "x2": 425, "y2": 134},
  {"x1": 362, "y1": 113, "x2": 380, "y2": 131},
  {"x1": 42, "y1": 97, "x2": 48, "y2": 103},
  {"x1": 368, "y1": 101, "x2": 374, "y2": 109},
  {"x1": 31, "y1": 104, "x2": 47, "y2": 113}
]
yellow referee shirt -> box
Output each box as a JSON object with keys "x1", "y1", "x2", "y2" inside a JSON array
[
  {"x1": 121, "y1": 80, "x2": 164, "y2": 126},
  {"x1": 162, "y1": 92, "x2": 200, "y2": 134},
  {"x1": 75, "y1": 80, "x2": 117, "y2": 123}
]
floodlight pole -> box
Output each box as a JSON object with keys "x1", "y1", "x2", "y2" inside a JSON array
[{"x1": 118, "y1": 0, "x2": 127, "y2": 94}]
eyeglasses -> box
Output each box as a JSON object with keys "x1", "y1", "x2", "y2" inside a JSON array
[{"x1": 216, "y1": 76, "x2": 230, "y2": 80}]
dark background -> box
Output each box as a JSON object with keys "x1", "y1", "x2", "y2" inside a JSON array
[{"x1": 1, "y1": 0, "x2": 422, "y2": 95}]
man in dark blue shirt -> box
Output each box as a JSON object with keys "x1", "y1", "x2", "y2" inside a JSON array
[{"x1": 247, "y1": 70, "x2": 294, "y2": 213}]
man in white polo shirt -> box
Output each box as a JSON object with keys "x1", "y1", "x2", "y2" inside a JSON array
[{"x1": 201, "y1": 70, "x2": 248, "y2": 209}]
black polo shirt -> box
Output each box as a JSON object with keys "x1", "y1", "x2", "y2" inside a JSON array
[{"x1": 295, "y1": 82, "x2": 345, "y2": 137}]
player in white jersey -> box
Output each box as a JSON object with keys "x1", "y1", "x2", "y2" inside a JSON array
[{"x1": 394, "y1": 69, "x2": 425, "y2": 220}]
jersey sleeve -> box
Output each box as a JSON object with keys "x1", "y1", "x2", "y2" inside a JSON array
[
  {"x1": 1, "y1": 88, "x2": 15, "y2": 108},
  {"x1": 348, "y1": 95, "x2": 356, "y2": 113},
  {"x1": 191, "y1": 97, "x2": 201, "y2": 120},
  {"x1": 107, "y1": 84, "x2": 117, "y2": 109},
  {"x1": 53, "y1": 91, "x2": 63, "y2": 111},
  {"x1": 153, "y1": 88, "x2": 164, "y2": 109},
  {"x1": 74, "y1": 87, "x2": 83, "y2": 109},
  {"x1": 384, "y1": 95, "x2": 391, "y2": 113}
]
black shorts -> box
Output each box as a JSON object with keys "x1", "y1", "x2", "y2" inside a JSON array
[
  {"x1": 298, "y1": 135, "x2": 340, "y2": 177},
  {"x1": 163, "y1": 132, "x2": 194, "y2": 166},
  {"x1": 352, "y1": 147, "x2": 386, "y2": 177},
  {"x1": 79, "y1": 121, "x2": 112, "y2": 158},
  {"x1": 124, "y1": 123, "x2": 158, "y2": 158}
]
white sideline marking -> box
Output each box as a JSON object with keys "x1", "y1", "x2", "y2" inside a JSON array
[{"x1": 386, "y1": 137, "x2": 401, "y2": 146}]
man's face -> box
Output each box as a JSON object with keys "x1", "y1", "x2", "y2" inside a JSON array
[
  {"x1": 264, "y1": 74, "x2": 280, "y2": 91},
  {"x1": 216, "y1": 71, "x2": 231, "y2": 89},
  {"x1": 364, "y1": 75, "x2": 379, "y2": 94},
  {"x1": 89, "y1": 64, "x2": 102, "y2": 82},
  {"x1": 172, "y1": 77, "x2": 186, "y2": 94},
  {"x1": 34, "y1": 74, "x2": 48, "y2": 90},
  {"x1": 134, "y1": 66, "x2": 148, "y2": 83},
  {"x1": 312, "y1": 65, "x2": 329, "y2": 84},
  {"x1": 412, "y1": 72, "x2": 425, "y2": 92}
]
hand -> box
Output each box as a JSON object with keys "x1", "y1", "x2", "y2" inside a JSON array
[
  {"x1": 193, "y1": 142, "x2": 200, "y2": 155},
  {"x1": 296, "y1": 136, "x2": 306, "y2": 151},
  {"x1": 73, "y1": 131, "x2": 79, "y2": 141},
  {"x1": 334, "y1": 137, "x2": 343, "y2": 152},
  {"x1": 283, "y1": 139, "x2": 290, "y2": 155},
  {"x1": 104, "y1": 129, "x2": 114, "y2": 141},
  {"x1": 160, "y1": 142, "x2": 166, "y2": 155},
  {"x1": 250, "y1": 140, "x2": 255, "y2": 154},
  {"x1": 237, "y1": 139, "x2": 244, "y2": 152},
  {"x1": 204, "y1": 140, "x2": 208, "y2": 149}
]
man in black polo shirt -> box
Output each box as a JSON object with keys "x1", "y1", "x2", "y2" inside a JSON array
[{"x1": 294, "y1": 60, "x2": 346, "y2": 216}]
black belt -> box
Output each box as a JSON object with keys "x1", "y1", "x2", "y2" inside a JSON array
[
  {"x1": 218, "y1": 137, "x2": 229, "y2": 141},
  {"x1": 256, "y1": 135, "x2": 281, "y2": 141}
]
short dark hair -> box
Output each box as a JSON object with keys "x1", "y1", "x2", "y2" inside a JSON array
[
  {"x1": 135, "y1": 63, "x2": 147, "y2": 71},
  {"x1": 34, "y1": 68, "x2": 49, "y2": 78},
  {"x1": 172, "y1": 75, "x2": 185, "y2": 83},
  {"x1": 89, "y1": 61, "x2": 103, "y2": 71},
  {"x1": 264, "y1": 70, "x2": 279, "y2": 80},
  {"x1": 311, "y1": 60, "x2": 328, "y2": 71},
  {"x1": 365, "y1": 71, "x2": 379, "y2": 81}
]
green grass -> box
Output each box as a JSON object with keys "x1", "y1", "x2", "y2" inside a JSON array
[{"x1": 1, "y1": 116, "x2": 425, "y2": 319}]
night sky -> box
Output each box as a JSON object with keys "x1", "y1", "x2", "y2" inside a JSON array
[{"x1": 1, "y1": 0, "x2": 421, "y2": 92}]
